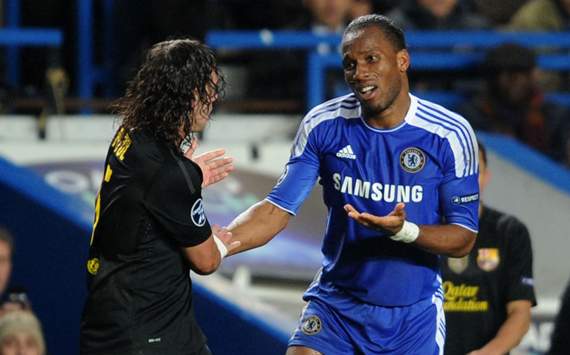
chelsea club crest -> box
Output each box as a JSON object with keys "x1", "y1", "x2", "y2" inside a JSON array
[
  {"x1": 400, "y1": 147, "x2": 426, "y2": 173},
  {"x1": 301, "y1": 315, "x2": 322, "y2": 335}
]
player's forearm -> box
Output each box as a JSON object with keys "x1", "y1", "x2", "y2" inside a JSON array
[
  {"x1": 184, "y1": 238, "x2": 222, "y2": 275},
  {"x1": 413, "y1": 224, "x2": 476, "y2": 257},
  {"x1": 477, "y1": 307, "x2": 531, "y2": 354},
  {"x1": 227, "y1": 200, "x2": 290, "y2": 255}
]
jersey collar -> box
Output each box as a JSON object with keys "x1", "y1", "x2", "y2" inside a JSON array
[{"x1": 359, "y1": 93, "x2": 418, "y2": 133}]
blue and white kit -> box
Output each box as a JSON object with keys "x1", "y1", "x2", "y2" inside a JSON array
[{"x1": 267, "y1": 93, "x2": 479, "y2": 354}]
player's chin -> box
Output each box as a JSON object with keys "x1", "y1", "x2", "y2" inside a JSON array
[{"x1": 361, "y1": 100, "x2": 386, "y2": 115}]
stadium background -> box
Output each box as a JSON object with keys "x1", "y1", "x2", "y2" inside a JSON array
[{"x1": 0, "y1": 0, "x2": 569, "y2": 354}]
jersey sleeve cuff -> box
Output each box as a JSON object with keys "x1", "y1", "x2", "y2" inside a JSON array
[
  {"x1": 449, "y1": 222, "x2": 478, "y2": 233},
  {"x1": 264, "y1": 198, "x2": 296, "y2": 216},
  {"x1": 177, "y1": 226, "x2": 212, "y2": 248}
]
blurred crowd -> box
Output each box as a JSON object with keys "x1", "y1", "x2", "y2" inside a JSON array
[
  {"x1": 1, "y1": 0, "x2": 570, "y2": 166},
  {"x1": 0, "y1": 228, "x2": 44, "y2": 355}
]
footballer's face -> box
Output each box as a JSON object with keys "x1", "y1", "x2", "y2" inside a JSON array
[
  {"x1": 190, "y1": 71, "x2": 219, "y2": 132},
  {"x1": 342, "y1": 26, "x2": 409, "y2": 117}
]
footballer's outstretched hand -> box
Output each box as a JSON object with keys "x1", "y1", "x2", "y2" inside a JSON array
[
  {"x1": 184, "y1": 139, "x2": 234, "y2": 187},
  {"x1": 344, "y1": 203, "x2": 407, "y2": 234}
]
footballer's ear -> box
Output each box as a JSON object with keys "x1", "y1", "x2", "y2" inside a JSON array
[{"x1": 397, "y1": 49, "x2": 410, "y2": 72}]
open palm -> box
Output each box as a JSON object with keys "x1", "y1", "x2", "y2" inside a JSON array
[{"x1": 184, "y1": 140, "x2": 234, "y2": 187}]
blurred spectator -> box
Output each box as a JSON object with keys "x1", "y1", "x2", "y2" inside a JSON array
[
  {"x1": 548, "y1": 277, "x2": 570, "y2": 354},
  {"x1": 0, "y1": 229, "x2": 31, "y2": 317},
  {"x1": 387, "y1": 0, "x2": 490, "y2": 30},
  {"x1": 296, "y1": 0, "x2": 353, "y2": 32},
  {"x1": 0, "y1": 311, "x2": 45, "y2": 355},
  {"x1": 473, "y1": 0, "x2": 528, "y2": 26},
  {"x1": 508, "y1": 0, "x2": 570, "y2": 30},
  {"x1": 112, "y1": 0, "x2": 211, "y2": 94},
  {"x1": 349, "y1": 0, "x2": 401, "y2": 19},
  {"x1": 441, "y1": 142, "x2": 536, "y2": 355},
  {"x1": 350, "y1": 0, "x2": 375, "y2": 19},
  {"x1": 507, "y1": 0, "x2": 570, "y2": 92},
  {"x1": 459, "y1": 43, "x2": 570, "y2": 166},
  {"x1": 246, "y1": 0, "x2": 354, "y2": 111},
  {"x1": 0, "y1": 229, "x2": 12, "y2": 297}
]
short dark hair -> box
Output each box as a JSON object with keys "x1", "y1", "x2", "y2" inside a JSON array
[
  {"x1": 484, "y1": 43, "x2": 536, "y2": 74},
  {"x1": 114, "y1": 38, "x2": 225, "y2": 148},
  {"x1": 478, "y1": 140, "x2": 487, "y2": 166},
  {"x1": 0, "y1": 228, "x2": 13, "y2": 253},
  {"x1": 344, "y1": 14, "x2": 406, "y2": 51}
]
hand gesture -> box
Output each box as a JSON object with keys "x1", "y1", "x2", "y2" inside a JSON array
[
  {"x1": 184, "y1": 139, "x2": 234, "y2": 187},
  {"x1": 344, "y1": 202, "x2": 407, "y2": 234},
  {"x1": 212, "y1": 224, "x2": 241, "y2": 254}
]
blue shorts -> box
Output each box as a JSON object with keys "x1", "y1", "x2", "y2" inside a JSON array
[{"x1": 288, "y1": 287, "x2": 445, "y2": 355}]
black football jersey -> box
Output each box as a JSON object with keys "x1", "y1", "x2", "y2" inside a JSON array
[
  {"x1": 80, "y1": 127, "x2": 211, "y2": 354},
  {"x1": 441, "y1": 206, "x2": 536, "y2": 355}
]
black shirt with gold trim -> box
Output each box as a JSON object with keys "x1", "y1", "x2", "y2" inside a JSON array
[
  {"x1": 441, "y1": 206, "x2": 537, "y2": 355},
  {"x1": 80, "y1": 128, "x2": 211, "y2": 355}
]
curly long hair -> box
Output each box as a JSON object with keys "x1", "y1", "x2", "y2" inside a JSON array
[{"x1": 114, "y1": 38, "x2": 225, "y2": 147}]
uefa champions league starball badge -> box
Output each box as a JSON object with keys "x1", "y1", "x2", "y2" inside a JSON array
[{"x1": 191, "y1": 198, "x2": 206, "y2": 227}]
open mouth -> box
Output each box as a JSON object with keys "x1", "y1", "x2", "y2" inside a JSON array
[{"x1": 356, "y1": 85, "x2": 378, "y2": 100}]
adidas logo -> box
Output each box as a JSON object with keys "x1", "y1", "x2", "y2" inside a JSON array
[{"x1": 336, "y1": 145, "x2": 356, "y2": 160}]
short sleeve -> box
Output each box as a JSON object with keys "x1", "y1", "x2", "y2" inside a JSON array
[
  {"x1": 504, "y1": 218, "x2": 537, "y2": 305},
  {"x1": 266, "y1": 114, "x2": 321, "y2": 215},
  {"x1": 144, "y1": 158, "x2": 211, "y2": 247},
  {"x1": 439, "y1": 139, "x2": 479, "y2": 232}
]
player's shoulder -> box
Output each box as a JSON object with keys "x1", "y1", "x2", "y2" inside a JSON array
[
  {"x1": 406, "y1": 95, "x2": 478, "y2": 176},
  {"x1": 109, "y1": 128, "x2": 175, "y2": 179},
  {"x1": 407, "y1": 95, "x2": 476, "y2": 137},
  {"x1": 123, "y1": 129, "x2": 168, "y2": 164},
  {"x1": 301, "y1": 93, "x2": 361, "y2": 128}
]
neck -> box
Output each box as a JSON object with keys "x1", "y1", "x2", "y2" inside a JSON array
[{"x1": 365, "y1": 90, "x2": 411, "y2": 129}]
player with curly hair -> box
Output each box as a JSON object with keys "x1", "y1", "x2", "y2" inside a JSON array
[{"x1": 80, "y1": 38, "x2": 238, "y2": 355}]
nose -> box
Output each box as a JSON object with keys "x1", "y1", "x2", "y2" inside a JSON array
[{"x1": 353, "y1": 63, "x2": 370, "y2": 81}]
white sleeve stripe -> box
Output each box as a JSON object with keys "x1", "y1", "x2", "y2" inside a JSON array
[
  {"x1": 412, "y1": 112, "x2": 468, "y2": 177},
  {"x1": 305, "y1": 93, "x2": 357, "y2": 116},
  {"x1": 418, "y1": 106, "x2": 476, "y2": 176},
  {"x1": 417, "y1": 100, "x2": 478, "y2": 175},
  {"x1": 450, "y1": 223, "x2": 478, "y2": 233},
  {"x1": 292, "y1": 102, "x2": 361, "y2": 159},
  {"x1": 304, "y1": 101, "x2": 360, "y2": 127},
  {"x1": 417, "y1": 105, "x2": 474, "y2": 175},
  {"x1": 264, "y1": 198, "x2": 296, "y2": 216},
  {"x1": 415, "y1": 111, "x2": 470, "y2": 177},
  {"x1": 417, "y1": 102, "x2": 476, "y2": 175}
]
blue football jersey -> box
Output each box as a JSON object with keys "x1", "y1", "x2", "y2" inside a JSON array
[{"x1": 267, "y1": 93, "x2": 479, "y2": 306}]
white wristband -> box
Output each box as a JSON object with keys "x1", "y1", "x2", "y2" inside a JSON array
[
  {"x1": 390, "y1": 221, "x2": 420, "y2": 243},
  {"x1": 213, "y1": 234, "x2": 228, "y2": 258}
]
